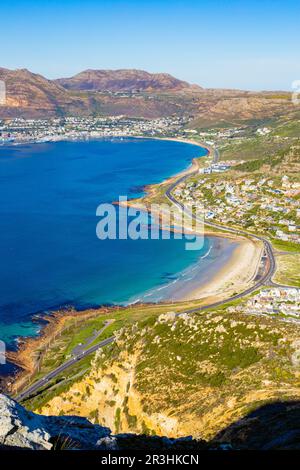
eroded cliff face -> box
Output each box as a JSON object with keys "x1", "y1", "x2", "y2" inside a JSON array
[
  {"x1": 0, "y1": 394, "x2": 208, "y2": 451},
  {"x1": 37, "y1": 311, "x2": 300, "y2": 440},
  {"x1": 38, "y1": 347, "x2": 180, "y2": 437},
  {"x1": 2, "y1": 393, "x2": 300, "y2": 450}
]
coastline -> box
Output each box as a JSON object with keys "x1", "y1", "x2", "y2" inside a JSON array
[
  {"x1": 5, "y1": 305, "x2": 119, "y2": 394},
  {"x1": 182, "y1": 238, "x2": 263, "y2": 303},
  {"x1": 121, "y1": 196, "x2": 263, "y2": 305},
  {"x1": 0, "y1": 133, "x2": 212, "y2": 153},
  {"x1": 118, "y1": 135, "x2": 264, "y2": 304},
  {"x1": 1, "y1": 136, "x2": 264, "y2": 392}
]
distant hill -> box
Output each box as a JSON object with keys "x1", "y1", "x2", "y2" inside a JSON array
[
  {"x1": 55, "y1": 69, "x2": 203, "y2": 93},
  {"x1": 0, "y1": 67, "x2": 294, "y2": 124},
  {"x1": 0, "y1": 67, "x2": 202, "y2": 119},
  {"x1": 0, "y1": 67, "x2": 90, "y2": 118}
]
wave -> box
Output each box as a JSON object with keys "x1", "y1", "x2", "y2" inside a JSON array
[{"x1": 200, "y1": 245, "x2": 212, "y2": 260}]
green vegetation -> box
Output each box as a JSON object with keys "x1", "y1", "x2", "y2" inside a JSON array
[
  {"x1": 271, "y1": 119, "x2": 300, "y2": 137},
  {"x1": 232, "y1": 144, "x2": 288, "y2": 171},
  {"x1": 272, "y1": 239, "x2": 300, "y2": 253},
  {"x1": 126, "y1": 313, "x2": 282, "y2": 398},
  {"x1": 52, "y1": 308, "x2": 300, "y2": 438},
  {"x1": 220, "y1": 135, "x2": 291, "y2": 163},
  {"x1": 274, "y1": 253, "x2": 300, "y2": 288},
  {"x1": 21, "y1": 298, "x2": 213, "y2": 410},
  {"x1": 115, "y1": 407, "x2": 121, "y2": 433}
]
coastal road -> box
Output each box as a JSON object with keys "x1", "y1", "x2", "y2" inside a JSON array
[
  {"x1": 16, "y1": 336, "x2": 114, "y2": 402},
  {"x1": 71, "y1": 320, "x2": 113, "y2": 357},
  {"x1": 165, "y1": 146, "x2": 277, "y2": 312},
  {"x1": 212, "y1": 146, "x2": 220, "y2": 164},
  {"x1": 16, "y1": 146, "x2": 277, "y2": 402}
]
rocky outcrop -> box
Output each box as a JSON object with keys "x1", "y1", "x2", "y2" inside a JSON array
[
  {"x1": 0, "y1": 394, "x2": 206, "y2": 451},
  {"x1": 0, "y1": 394, "x2": 110, "y2": 450},
  {"x1": 1, "y1": 394, "x2": 300, "y2": 450}
]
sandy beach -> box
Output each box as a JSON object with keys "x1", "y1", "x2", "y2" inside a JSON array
[
  {"x1": 155, "y1": 136, "x2": 212, "y2": 154},
  {"x1": 119, "y1": 136, "x2": 264, "y2": 305},
  {"x1": 182, "y1": 238, "x2": 263, "y2": 303},
  {"x1": 122, "y1": 193, "x2": 264, "y2": 304}
]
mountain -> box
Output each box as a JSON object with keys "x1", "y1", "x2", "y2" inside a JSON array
[
  {"x1": 0, "y1": 67, "x2": 90, "y2": 118},
  {"x1": 0, "y1": 67, "x2": 201, "y2": 119},
  {"x1": 189, "y1": 90, "x2": 294, "y2": 128},
  {"x1": 55, "y1": 69, "x2": 203, "y2": 93},
  {"x1": 0, "y1": 67, "x2": 294, "y2": 124}
]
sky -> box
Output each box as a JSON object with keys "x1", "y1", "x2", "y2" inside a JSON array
[{"x1": 1, "y1": 0, "x2": 300, "y2": 91}]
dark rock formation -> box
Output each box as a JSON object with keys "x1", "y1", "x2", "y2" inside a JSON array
[{"x1": 1, "y1": 394, "x2": 300, "y2": 451}]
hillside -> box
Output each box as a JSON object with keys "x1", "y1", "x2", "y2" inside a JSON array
[
  {"x1": 34, "y1": 309, "x2": 300, "y2": 441},
  {"x1": 189, "y1": 91, "x2": 294, "y2": 128},
  {"x1": 0, "y1": 67, "x2": 295, "y2": 123},
  {"x1": 55, "y1": 69, "x2": 202, "y2": 93},
  {"x1": 0, "y1": 393, "x2": 207, "y2": 450},
  {"x1": 1, "y1": 393, "x2": 300, "y2": 450},
  {"x1": 0, "y1": 67, "x2": 90, "y2": 118}
]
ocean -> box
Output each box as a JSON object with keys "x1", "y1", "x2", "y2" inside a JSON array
[{"x1": 0, "y1": 138, "x2": 233, "y2": 354}]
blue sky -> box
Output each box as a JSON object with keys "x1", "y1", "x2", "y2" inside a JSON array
[{"x1": 1, "y1": 0, "x2": 300, "y2": 90}]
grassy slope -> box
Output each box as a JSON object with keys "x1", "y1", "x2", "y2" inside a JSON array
[
  {"x1": 274, "y1": 253, "x2": 300, "y2": 288},
  {"x1": 20, "y1": 300, "x2": 208, "y2": 409},
  {"x1": 35, "y1": 309, "x2": 300, "y2": 439}
]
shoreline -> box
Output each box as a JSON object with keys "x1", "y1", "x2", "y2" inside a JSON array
[
  {"x1": 116, "y1": 135, "x2": 263, "y2": 304},
  {"x1": 0, "y1": 133, "x2": 212, "y2": 153},
  {"x1": 182, "y1": 238, "x2": 263, "y2": 303},
  {"x1": 4, "y1": 305, "x2": 122, "y2": 394},
  {"x1": 1, "y1": 136, "x2": 264, "y2": 392}
]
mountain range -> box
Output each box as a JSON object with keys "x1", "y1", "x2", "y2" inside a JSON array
[
  {"x1": 55, "y1": 68, "x2": 202, "y2": 93},
  {"x1": 0, "y1": 67, "x2": 295, "y2": 126}
]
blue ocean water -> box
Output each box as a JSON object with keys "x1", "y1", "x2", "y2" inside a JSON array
[{"x1": 0, "y1": 138, "x2": 216, "y2": 350}]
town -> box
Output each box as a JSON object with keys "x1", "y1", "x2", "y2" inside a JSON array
[
  {"x1": 230, "y1": 287, "x2": 300, "y2": 322},
  {"x1": 0, "y1": 115, "x2": 191, "y2": 144},
  {"x1": 174, "y1": 164, "x2": 300, "y2": 245}
]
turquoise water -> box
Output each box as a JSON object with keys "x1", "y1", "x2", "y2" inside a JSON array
[{"x1": 0, "y1": 138, "x2": 220, "y2": 352}]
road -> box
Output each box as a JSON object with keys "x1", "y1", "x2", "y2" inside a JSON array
[
  {"x1": 71, "y1": 320, "x2": 113, "y2": 356},
  {"x1": 16, "y1": 336, "x2": 114, "y2": 402},
  {"x1": 212, "y1": 146, "x2": 220, "y2": 164},
  {"x1": 16, "y1": 146, "x2": 278, "y2": 402},
  {"x1": 165, "y1": 146, "x2": 277, "y2": 313}
]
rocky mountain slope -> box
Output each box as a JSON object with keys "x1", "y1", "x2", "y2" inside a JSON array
[
  {"x1": 0, "y1": 67, "x2": 91, "y2": 118},
  {"x1": 33, "y1": 310, "x2": 300, "y2": 443},
  {"x1": 1, "y1": 394, "x2": 300, "y2": 450},
  {"x1": 0, "y1": 67, "x2": 294, "y2": 124},
  {"x1": 55, "y1": 69, "x2": 202, "y2": 93},
  {"x1": 0, "y1": 393, "x2": 207, "y2": 450}
]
